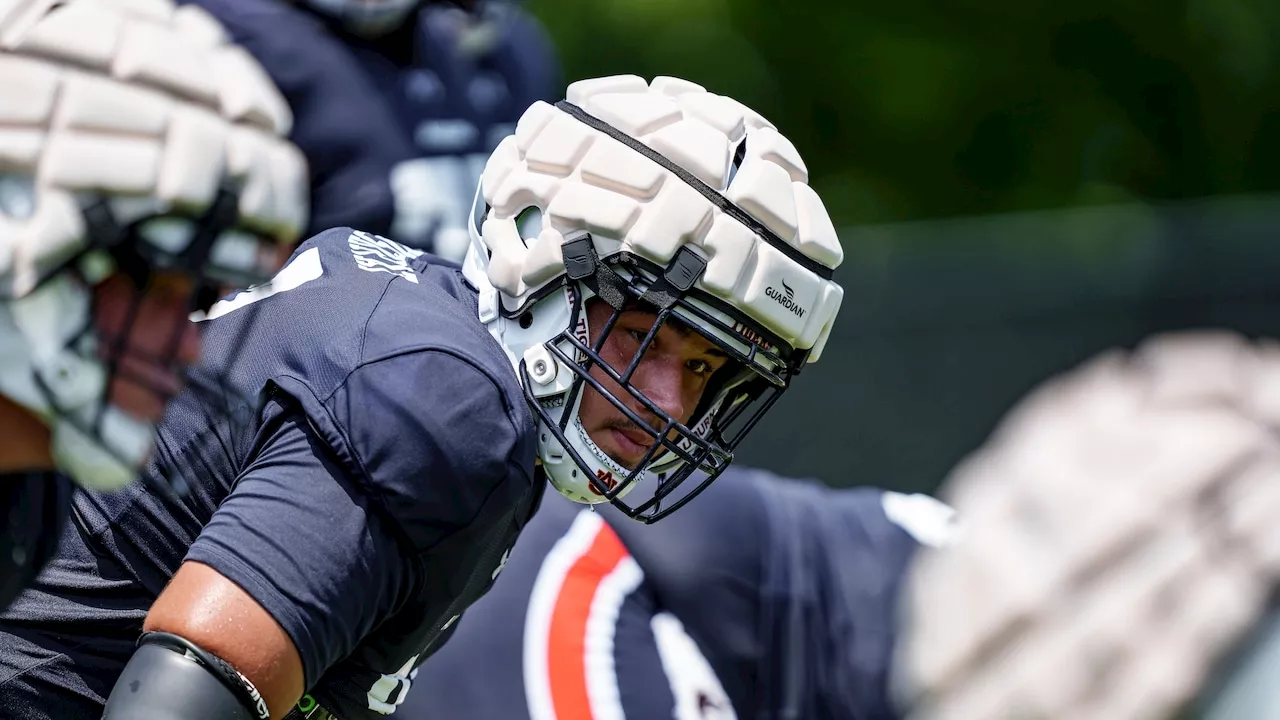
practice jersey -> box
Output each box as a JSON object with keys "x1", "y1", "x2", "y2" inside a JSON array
[
  {"x1": 0, "y1": 227, "x2": 541, "y2": 719},
  {"x1": 402, "y1": 466, "x2": 949, "y2": 720},
  {"x1": 185, "y1": 0, "x2": 561, "y2": 257},
  {"x1": 325, "y1": 1, "x2": 560, "y2": 257}
]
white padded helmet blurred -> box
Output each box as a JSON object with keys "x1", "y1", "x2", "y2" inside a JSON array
[
  {"x1": 463, "y1": 74, "x2": 844, "y2": 522},
  {"x1": 894, "y1": 332, "x2": 1280, "y2": 720},
  {"x1": 0, "y1": 0, "x2": 308, "y2": 491}
]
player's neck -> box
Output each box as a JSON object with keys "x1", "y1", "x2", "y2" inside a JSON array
[{"x1": 0, "y1": 396, "x2": 55, "y2": 472}]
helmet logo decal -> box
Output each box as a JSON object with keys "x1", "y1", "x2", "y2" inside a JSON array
[
  {"x1": 676, "y1": 412, "x2": 715, "y2": 455},
  {"x1": 588, "y1": 469, "x2": 619, "y2": 496},
  {"x1": 731, "y1": 321, "x2": 774, "y2": 352},
  {"x1": 764, "y1": 279, "x2": 806, "y2": 318}
]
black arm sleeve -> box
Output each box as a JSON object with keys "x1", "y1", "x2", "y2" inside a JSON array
[{"x1": 102, "y1": 633, "x2": 268, "y2": 720}]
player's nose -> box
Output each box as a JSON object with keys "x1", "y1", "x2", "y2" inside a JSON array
[{"x1": 633, "y1": 352, "x2": 687, "y2": 425}]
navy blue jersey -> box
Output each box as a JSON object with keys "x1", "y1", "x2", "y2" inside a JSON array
[
  {"x1": 181, "y1": 0, "x2": 416, "y2": 239},
  {"x1": 0, "y1": 227, "x2": 541, "y2": 719},
  {"x1": 185, "y1": 0, "x2": 560, "y2": 255},
  {"x1": 330, "y1": 2, "x2": 561, "y2": 254},
  {"x1": 333, "y1": 2, "x2": 560, "y2": 159},
  {"x1": 401, "y1": 467, "x2": 934, "y2": 720}
]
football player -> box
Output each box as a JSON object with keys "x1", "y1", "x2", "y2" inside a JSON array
[
  {"x1": 0, "y1": 75, "x2": 845, "y2": 720},
  {"x1": 401, "y1": 463, "x2": 949, "y2": 720},
  {"x1": 0, "y1": 0, "x2": 305, "y2": 610},
  {"x1": 398, "y1": 334, "x2": 1280, "y2": 720},
  {"x1": 185, "y1": 0, "x2": 560, "y2": 261}
]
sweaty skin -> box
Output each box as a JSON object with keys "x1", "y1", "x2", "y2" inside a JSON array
[
  {"x1": 143, "y1": 297, "x2": 727, "y2": 717},
  {"x1": 576, "y1": 299, "x2": 729, "y2": 469},
  {"x1": 144, "y1": 562, "x2": 305, "y2": 719}
]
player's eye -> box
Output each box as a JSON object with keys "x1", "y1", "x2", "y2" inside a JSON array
[
  {"x1": 627, "y1": 328, "x2": 649, "y2": 343},
  {"x1": 686, "y1": 358, "x2": 713, "y2": 376}
]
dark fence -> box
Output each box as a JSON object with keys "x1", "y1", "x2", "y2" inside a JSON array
[{"x1": 735, "y1": 195, "x2": 1280, "y2": 493}]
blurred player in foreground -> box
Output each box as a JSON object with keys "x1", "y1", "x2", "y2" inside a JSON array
[
  {"x1": 187, "y1": 0, "x2": 559, "y2": 261},
  {"x1": 397, "y1": 334, "x2": 1280, "y2": 720},
  {"x1": 897, "y1": 332, "x2": 1280, "y2": 720},
  {"x1": 0, "y1": 0, "x2": 305, "y2": 609},
  {"x1": 0, "y1": 74, "x2": 846, "y2": 720}
]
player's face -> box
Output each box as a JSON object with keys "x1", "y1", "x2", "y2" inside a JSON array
[
  {"x1": 578, "y1": 299, "x2": 730, "y2": 469},
  {"x1": 93, "y1": 270, "x2": 202, "y2": 423},
  {"x1": 0, "y1": 396, "x2": 54, "y2": 473}
]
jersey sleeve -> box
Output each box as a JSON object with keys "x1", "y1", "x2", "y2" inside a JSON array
[
  {"x1": 319, "y1": 349, "x2": 536, "y2": 552},
  {"x1": 184, "y1": 399, "x2": 417, "y2": 689},
  {"x1": 750, "y1": 471, "x2": 956, "y2": 720}
]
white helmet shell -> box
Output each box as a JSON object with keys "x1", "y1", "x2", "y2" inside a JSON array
[
  {"x1": 0, "y1": 0, "x2": 307, "y2": 489},
  {"x1": 463, "y1": 75, "x2": 845, "y2": 511}
]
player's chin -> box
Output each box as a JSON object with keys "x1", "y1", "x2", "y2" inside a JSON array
[{"x1": 595, "y1": 429, "x2": 650, "y2": 471}]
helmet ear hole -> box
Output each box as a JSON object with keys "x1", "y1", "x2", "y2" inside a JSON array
[
  {"x1": 726, "y1": 137, "x2": 748, "y2": 188},
  {"x1": 518, "y1": 312, "x2": 534, "y2": 329},
  {"x1": 514, "y1": 207, "x2": 543, "y2": 244}
]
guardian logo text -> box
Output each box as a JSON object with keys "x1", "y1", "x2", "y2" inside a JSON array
[{"x1": 764, "y1": 279, "x2": 806, "y2": 318}]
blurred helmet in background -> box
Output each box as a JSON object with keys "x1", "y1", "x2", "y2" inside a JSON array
[
  {"x1": 0, "y1": 0, "x2": 308, "y2": 492},
  {"x1": 895, "y1": 332, "x2": 1280, "y2": 720}
]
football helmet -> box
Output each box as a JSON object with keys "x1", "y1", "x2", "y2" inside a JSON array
[
  {"x1": 0, "y1": 0, "x2": 307, "y2": 492},
  {"x1": 463, "y1": 75, "x2": 844, "y2": 522},
  {"x1": 894, "y1": 332, "x2": 1280, "y2": 719}
]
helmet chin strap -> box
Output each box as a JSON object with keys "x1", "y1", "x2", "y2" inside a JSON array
[{"x1": 539, "y1": 384, "x2": 647, "y2": 505}]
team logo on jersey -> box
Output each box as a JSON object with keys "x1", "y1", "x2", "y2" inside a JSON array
[
  {"x1": 347, "y1": 230, "x2": 424, "y2": 284},
  {"x1": 764, "y1": 278, "x2": 806, "y2": 318}
]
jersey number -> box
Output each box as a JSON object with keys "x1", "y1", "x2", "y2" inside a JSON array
[{"x1": 189, "y1": 246, "x2": 324, "y2": 323}]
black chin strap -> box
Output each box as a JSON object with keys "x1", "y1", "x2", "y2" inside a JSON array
[
  {"x1": 639, "y1": 245, "x2": 708, "y2": 310},
  {"x1": 560, "y1": 236, "x2": 708, "y2": 312},
  {"x1": 561, "y1": 235, "x2": 629, "y2": 310}
]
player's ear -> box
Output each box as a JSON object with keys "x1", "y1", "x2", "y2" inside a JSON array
[{"x1": 141, "y1": 561, "x2": 305, "y2": 718}]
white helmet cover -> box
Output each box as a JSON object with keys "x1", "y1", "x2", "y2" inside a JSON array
[
  {"x1": 463, "y1": 75, "x2": 844, "y2": 522},
  {"x1": 0, "y1": 0, "x2": 307, "y2": 490}
]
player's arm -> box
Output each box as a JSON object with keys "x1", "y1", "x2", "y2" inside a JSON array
[
  {"x1": 737, "y1": 468, "x2": 956, "y2": 720},
  {"x1": 103, "y1": 346, "x2": 531, "y2": 719},
  {"x1": 102, "y1": 399, "x2": 417, "y2": 720},
  {"x1": 137, "y1": 563, "x2": 303, "y2": 719}
]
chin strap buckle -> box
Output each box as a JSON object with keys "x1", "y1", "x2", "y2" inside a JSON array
[{"x1": 561, "y1": 235, "x2": 628, "y2": 310}]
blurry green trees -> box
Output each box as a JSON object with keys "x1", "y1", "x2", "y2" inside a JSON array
[{"x1": 526, "y1": 0, "x2": 1280, "y2": 227}]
